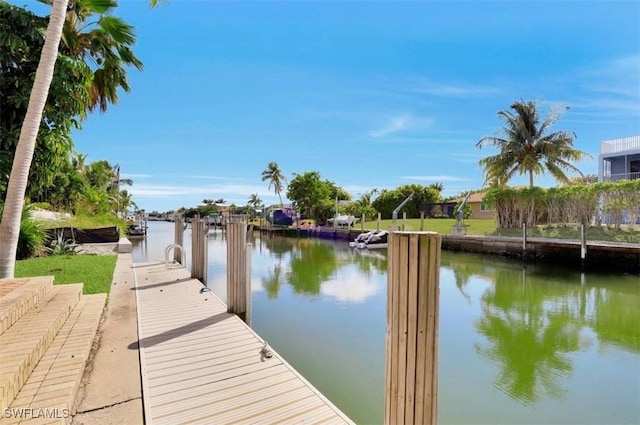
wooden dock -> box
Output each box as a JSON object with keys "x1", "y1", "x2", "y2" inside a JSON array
[{"x1": 133, "y1": 261, "x2": 354, "y2": 425}]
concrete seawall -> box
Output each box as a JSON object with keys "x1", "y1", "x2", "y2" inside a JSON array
[
  {"x1": 256, "y1": 226, "x2": 639, "y2": 274},
  {"x1": 441, "y1": 235, "x2": 640, "y2": 274}
]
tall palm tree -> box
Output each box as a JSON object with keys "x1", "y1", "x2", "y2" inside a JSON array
[
  {"x1": 476, "y1": 100, "x2": 590, "y2": 188},
  {"x1": 0, "y1": 0, "x2": 162, "y2": 279},
  {"x1": 261, "y1": 162, "x2": 287, "y2": 208},
  {"x1": 248, "y1": 193, "x2": 262, "y2": 209},
  {"x1": 50, "y1": 0, "x2": 144, "y2": 112}
]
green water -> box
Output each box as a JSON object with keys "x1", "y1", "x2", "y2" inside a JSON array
[{"x1": 132, "y1": 222, "x2": 640, "y2": 424}]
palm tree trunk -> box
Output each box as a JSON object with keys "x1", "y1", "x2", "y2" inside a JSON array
[
  {"x1": 278, "y1": 192, "x2": 284, "y2": 209},
  {"x1": 529, "y1": 170, "x2": 534, "y2": 188},
  {"x1": 0, "y1": 0, "x2": 69, "y2": 279}
]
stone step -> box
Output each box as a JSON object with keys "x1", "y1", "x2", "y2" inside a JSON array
[
  {"x1": 0, "y1": 277, "x2": 54, "y2": 336},
  {"x1": 0, "y1": 284, "x2": 83, "y2": 412},
  {"x1": 0, "y1": 294, "x2": 106, "y2": 425}
]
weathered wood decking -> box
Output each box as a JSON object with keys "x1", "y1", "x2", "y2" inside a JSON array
[{"x1": 133, "y1": 261, "x2": 354, "y2": 425}]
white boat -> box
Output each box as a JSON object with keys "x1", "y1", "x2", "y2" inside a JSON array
[
  {"x1": 349, "y1": 230, "x2": 377, "y2": 247},
  {"x1": 356, "y1": 230, "x2": 389, "y2": 249}
]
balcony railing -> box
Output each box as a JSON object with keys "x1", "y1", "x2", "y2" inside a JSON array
[
  {"x1": 600, "y1": 135, "x2": 640, "y2": 154},
  {"x1": 602, "y1": 172, "x2": 640, "y2": 182}
]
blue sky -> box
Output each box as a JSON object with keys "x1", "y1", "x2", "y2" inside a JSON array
[{"x1": 14, "y1": 0, "x2": 640, "y2": 212}]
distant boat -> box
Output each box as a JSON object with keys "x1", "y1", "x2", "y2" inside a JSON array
[
  {"x1": 349, "y1": 230, "x2": 377, "y2": 247},
  {"x1": 356, "y1": 230, "x2": 389, "y2": 249},
  {"x1": 126, "y1": 218, "x2": 147, "y2": 238}
]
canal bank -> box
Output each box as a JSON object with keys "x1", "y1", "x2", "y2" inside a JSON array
[
  {"x1": 132, "y1": 222, "x2": 640, "y2": 424},
  {"x1": 257, "y1": 226, "x2": 640, "y2": 274}
]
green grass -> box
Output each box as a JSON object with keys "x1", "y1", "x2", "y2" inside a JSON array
[
  {"x1": 494, "y1": 225, "x2": 640, "y2": 243},
  {"x1": 15, "y1": 255, "x2": 117, "y2": 295},
  {"x1": 360, "y1": 218, "x2": 640, "y2": 243},
  {"x1": 361, "y1": 218, "x2": 497, "y2": 235}
]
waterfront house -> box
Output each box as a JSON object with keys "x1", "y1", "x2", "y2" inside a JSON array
[
  {"x1": 466, "y1": 191, "x2": 495, "y2": 219},
  {"x1": 598, "y1": 135, "x2": 640, "y2": 182},
  {"x1": 451, "y1": 191, "x2": 495, "y2": 220}
]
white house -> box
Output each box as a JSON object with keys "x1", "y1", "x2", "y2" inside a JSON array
[{"x1": 598, "y1": 135, "x2": 640, "y2": 182}]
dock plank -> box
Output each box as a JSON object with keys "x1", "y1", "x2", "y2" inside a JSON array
[{"x1": 134, "y1": 261, "x2": 353, "y2": 425}]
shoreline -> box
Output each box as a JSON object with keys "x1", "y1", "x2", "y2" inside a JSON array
[{"x1": 255, "y1": 226, "x2": 640, "y2": 274}]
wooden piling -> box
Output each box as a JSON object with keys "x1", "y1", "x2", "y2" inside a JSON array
[
  {"x1": 361, "y1": 213, "x2": 366, "y2": 231},
  {"x1": 402, "y1": 212, "x2": 407, "y2": 231},
  {"x1": 385, "y1": 231, "x2": 441, "y2": 425},
  {"x1": 580, "y1": 224, "x2": 587, "y2": 261},
  {"x1": 191, "y1": 219, "x2": 206, "y2": 281},
  {"x1": 377, "y1": 213, "x2": 382, "y2": 231},
  {"x1": 226, "y1": 220, "x2": 251, "y2": 321},
  {"x1": 174, "y1": 219, "x2": 185, "y2": 264}
]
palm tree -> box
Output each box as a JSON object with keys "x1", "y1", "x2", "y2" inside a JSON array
[
  {"x1": 476, "y1": 100, "x2": 590, "y2": 188},
  {"x1": 429, "y1": 182, "x2": 445, "y2": 192},
  {"x1": 261, "y1": 162, "x2": 287, "y2": 208},
  {"x1": 0, "y1": 0, "x2": 162, "y2": 279},
  {"x1": 248, "y1": 193, "x2": 262, "y2": 209},
  {"x1": 52, "y1": 0, "x2": 144, "y2": 113}
]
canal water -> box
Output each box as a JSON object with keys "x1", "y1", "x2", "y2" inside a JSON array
[{"x1": 132, "y1": 221, "x2": 639, "y2": 425}]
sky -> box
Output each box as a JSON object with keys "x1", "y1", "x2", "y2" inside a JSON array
[{"x1": 12, "y1": 0, "x2": 640, "y2": 212}]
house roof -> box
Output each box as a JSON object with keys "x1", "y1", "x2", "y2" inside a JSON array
[{"x1": 455, "y1": 190, "x2": 487, "y2": 203}]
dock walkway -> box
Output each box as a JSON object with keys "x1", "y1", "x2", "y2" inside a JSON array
[{"x1": 133, "y1": 261, "x2": 353, "y2": 425}]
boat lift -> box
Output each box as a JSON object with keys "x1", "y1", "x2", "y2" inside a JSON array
[
  {"x1": 454, "y1": 191, "x2": 472, "y2": 230},
  {"x1": 391, "y1": 195, "x2": 413, "y2": 230}
]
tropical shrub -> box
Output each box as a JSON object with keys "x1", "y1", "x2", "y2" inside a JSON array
[
  {"x1": 0, "y1": 204, "x2": 48, "y2": 260},
  {"x1": 454, "y1": 202, "x2": 472, "y2": 219},
  {"x1": 484, "y1": 180, "x2": 640, "y2": 229},
  {"x1": 46, "y1": 230, "x2": 78, "y2": 256}
]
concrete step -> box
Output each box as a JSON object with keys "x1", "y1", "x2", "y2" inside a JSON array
[
  {"x1": 0, "y1": 284, "x2": 83, "y2": 412},
  {"x1": 0, "y1": 277, "x2": 54, "y2": 336},
  {"x1": 0, "y1": 294, "x2": 106, "y2": 425}
]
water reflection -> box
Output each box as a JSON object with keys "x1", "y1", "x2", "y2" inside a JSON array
[
  {"x1": 442, "y1": 253, "x2": 640, "y2": 406},
  {"x1": 257, "y1": 237, "x2": 387, "y2": 303},
  {"x1": 132, "y1": 224, "x2": 640, "y2": 424}
]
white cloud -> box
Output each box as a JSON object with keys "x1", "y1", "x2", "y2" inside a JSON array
[
  {"x1": 129, "y1": 183, "x2": 275, "y2": 199},
  {"x1": 320, "y1": 269, "x2": 381, "y2": 304},
  {"x1": 561, "y1": 55, "x2": 640, "y2": 118},
  {"x1": 368, "y1": 113, "x2": 436, "y2": 139},
  {"x1": 369, "y1": 114, "x2": 412, "y2": 138},
  {"x1": 402, "y1": 175, "x2": 467, "y2": 182},
  {"x1": 185, "y1": 175, "x2": 247, "y2": 181},
  {"x1": 582, "y1": 55, "x2": 640, "y2": 97},
  {"x1": 402, "y1": 77, "x2": 499, "y2": 98},
  {"x1": 122, "y1": 173, "x2": 152, "y2": 178}
]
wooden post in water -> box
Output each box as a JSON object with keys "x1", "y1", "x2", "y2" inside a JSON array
[
  {"x1": 226, "y1": 219, "x2": 251, "y2": 321},
  {"x1": 245, "y1": 242, "x2": 252, "y2": 325},
  {"x1": 385, "y1": 231, "x2": 441, "y2": 425},
  {"x1": 361, "y1": 214, "x2": 365, "y2": 231},
  {"x1": 377, "y1": 213, "x2": 382, "y2": 231},
  {"x1": 420, "y1": 212, "x2": 424, "y2": 231},
  {"x1": 522, "y1": 222, "x2": 527, "y2": 254},
  {"x1": 580, "y1": 224, "x2": 587, "y2": 261},
  {"x1": 174, "y1": 219, "x2": 185, "y2": 264},
  {"x1": 191, "y1": 219, "x2": 206, "y2": 281}
]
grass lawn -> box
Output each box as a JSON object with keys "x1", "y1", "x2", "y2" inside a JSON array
[
  {"x1": 361, "y1": 218, "x2": 497, "y2": 235},
  {"x1": 15, "y1": 254, "x2": 117, "y2": 295},
  {"x1": 360, "y1": 218, "x2": 640, "y2": 243}
]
